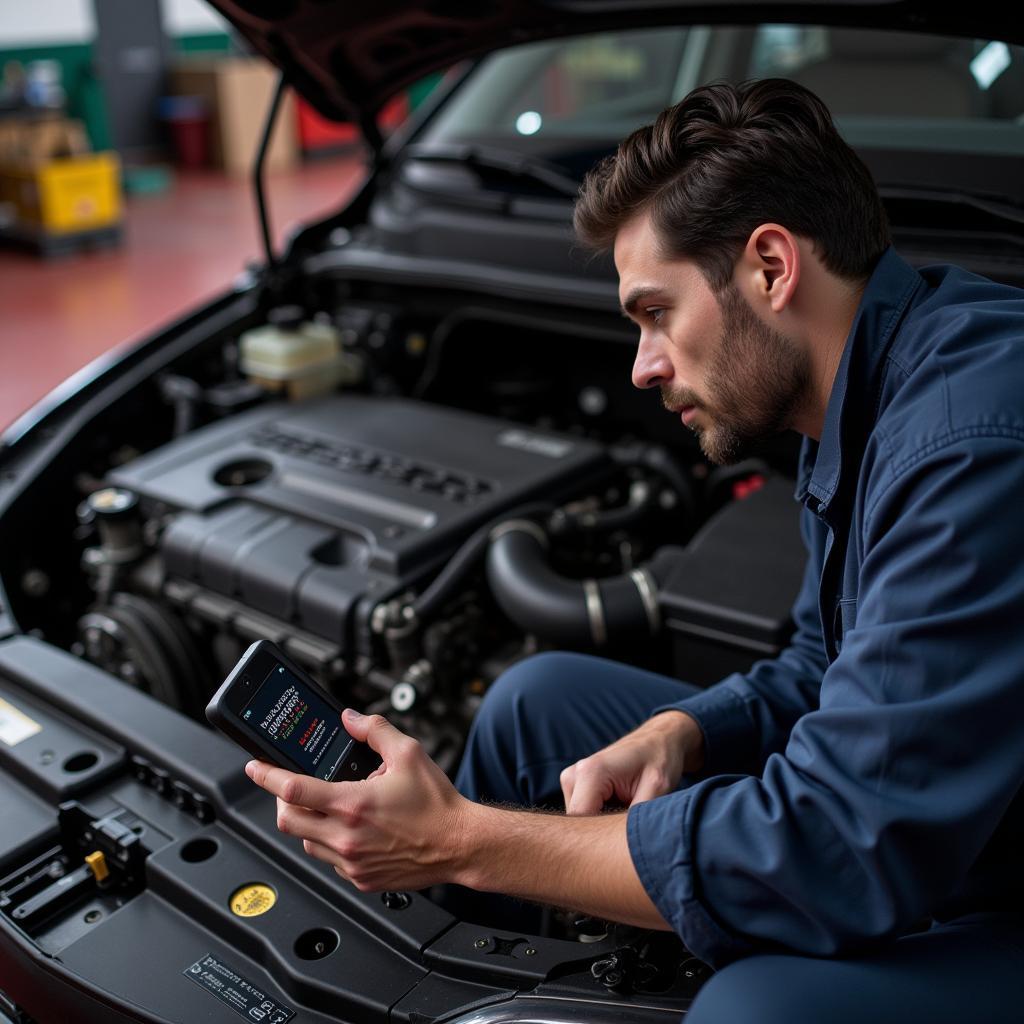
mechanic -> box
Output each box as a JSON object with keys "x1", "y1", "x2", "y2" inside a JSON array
[{"x1": 246, "y1": 78, "x2": 1024, "y2": 1021}]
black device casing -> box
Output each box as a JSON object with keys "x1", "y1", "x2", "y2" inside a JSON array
[{"x1": 206, "y1": 639, "x2": 381, "y2": 781}]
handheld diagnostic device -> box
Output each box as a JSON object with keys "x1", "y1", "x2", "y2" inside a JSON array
[{"x1": 206, "y1": 640, "x2": 381, "y2": 781}]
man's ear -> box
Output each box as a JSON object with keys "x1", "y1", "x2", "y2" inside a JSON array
[{"x1": 738, "y1": 224, "x2": 800, "y2": 313}]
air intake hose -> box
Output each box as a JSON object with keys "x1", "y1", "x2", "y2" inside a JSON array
[{"x1": 485, "y1": 519, "x2": 670, "y2": 648}]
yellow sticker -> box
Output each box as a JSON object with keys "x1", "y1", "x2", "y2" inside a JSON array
[
  {"x1": 229, "y1": 883, "x2": 277, "y2": 917},
  {"x1": 0, "y1": 696, "x2": 42, "y2": 747}
]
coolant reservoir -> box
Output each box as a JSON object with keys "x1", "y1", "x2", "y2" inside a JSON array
[{"x1": 240, "y1": 306, "x2": 355, "y2": 400}]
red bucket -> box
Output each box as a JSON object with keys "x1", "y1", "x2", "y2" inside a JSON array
[{"x1": 159, "y1": 95, "x2": 209, "y2": 169}]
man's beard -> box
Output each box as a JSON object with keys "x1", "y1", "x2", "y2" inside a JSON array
[{"x1": 662, "y1": 282, "x2": 811, "y2": 465}]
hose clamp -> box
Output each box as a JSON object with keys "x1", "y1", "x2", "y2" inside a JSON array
[
  {"x1": 630, "y1": 567, "x2": 660, "y2": 634},
  {"x1": 489, "y1": 519, "x2": 549, "y2": 547},
  {"x1": 582, "y1": 578, "x2": 607, "y2": 647}
]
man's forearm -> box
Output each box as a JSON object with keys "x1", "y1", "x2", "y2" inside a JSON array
[{"x1": 453, "y1": 802, "x2": 670, "y2": 929}]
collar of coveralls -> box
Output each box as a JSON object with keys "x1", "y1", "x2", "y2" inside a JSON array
[{"x1": 795, "y1": 243, "x2": 924, "y2": 521}]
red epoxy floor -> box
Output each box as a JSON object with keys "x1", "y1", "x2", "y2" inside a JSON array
[{"x1": 0, "y1": 156, "x2": 366, "y2": 433}]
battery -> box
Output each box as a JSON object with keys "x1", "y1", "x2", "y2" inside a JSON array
[{"x1": 657, "y1": 476, "x2": 806, "y2": 686}]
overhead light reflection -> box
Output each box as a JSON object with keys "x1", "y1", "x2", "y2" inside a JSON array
[{"x1": 515, "y1": 111, "x2": 543, "y2": 135}]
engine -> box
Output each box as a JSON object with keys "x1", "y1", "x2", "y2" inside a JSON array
[{"x1": 70, "y1": 391, "x2": 805, "y2": 769}]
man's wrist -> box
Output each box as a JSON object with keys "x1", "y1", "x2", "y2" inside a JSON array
[
  {"x1": 451, "y1": 799, "x2": 505, "y2": 891},
  {"x1": 448, "y1": 799, "x2": 667, "y2": 928}
]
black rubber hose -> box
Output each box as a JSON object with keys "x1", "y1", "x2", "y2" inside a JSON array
[
  {"x1": 598, "y1": 572, "x2": 658, "y2": 641},
  {"x1": 485, "y1": 527, "x2": 592, "y2": 645},
  {"x1": 485, "y1": 524, "x2": 665, "y2": 648},
  {"x1": 553, "y1": 482, "x2": 656, "y2": 538},
  {"x1": 609, "y1": 443, "x2": 697, "y2": 521},
  {"x1": 411, "y1": 502, "x2": 554, "y2": 623}
]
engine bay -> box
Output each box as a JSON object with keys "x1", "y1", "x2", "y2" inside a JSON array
[
  {"x1": 33, "y1": 320, "x2": 805, "y2": 766},
  {"x1": 0, "y1": 280, "x2": 805, "y2": 1022}
]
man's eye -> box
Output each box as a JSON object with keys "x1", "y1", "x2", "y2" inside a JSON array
[{"x1": 648, "y1": 308, "x2": 665, "y2": 325}]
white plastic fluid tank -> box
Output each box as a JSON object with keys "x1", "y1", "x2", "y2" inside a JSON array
[{"x1": 239, "y1": 306, "x2": 345, "y2": 400}]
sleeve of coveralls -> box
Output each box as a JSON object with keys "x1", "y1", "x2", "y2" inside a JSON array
[
  {"x1": 628, "y1": 435, "x2": 1024, "y2": 965},
  {"x1": 653, "y1": 504, "x2": 829, "y2": 775}
]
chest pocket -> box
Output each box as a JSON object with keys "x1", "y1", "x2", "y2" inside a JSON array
[{"x1": 833, "y1": 597, "x2": 858, "y2": 653}]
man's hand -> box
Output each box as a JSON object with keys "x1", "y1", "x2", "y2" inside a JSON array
[
  {"x1": 559, "y1": 710, "x2": 705, "y2": 815},
  {"x1": 248, "y1": 708, "x2": 669, "y2": 927},
  {"x1": 245, "y1": 708, "x2": 470, "y2": 892}
]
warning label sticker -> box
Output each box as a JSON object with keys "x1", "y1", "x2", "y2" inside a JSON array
[
  {"x1": 0, "y1": 696, "x2": 42, "y2": 747},
  {"x1": 183, "y1": 954, "x2": 295, "y2": 1023}
]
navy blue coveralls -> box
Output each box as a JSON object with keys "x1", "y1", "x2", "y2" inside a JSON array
[{"x1": 456, "y1": 246, "x2": 1024, "y2": 1021}]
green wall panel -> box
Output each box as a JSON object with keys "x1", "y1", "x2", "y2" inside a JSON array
[
  {"x1": 0, "y1": 42, "x2": 110, "y2": 150},
  {"x1": 0, "y1": 32, "x2": 232, "y2": 155}
]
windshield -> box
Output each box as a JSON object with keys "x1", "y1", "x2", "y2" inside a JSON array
[{"x1": 418, "y1": 25, "x2": 1024, "y2": 189}]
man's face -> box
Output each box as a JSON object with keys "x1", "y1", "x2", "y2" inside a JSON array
[{"x1": 614, "y1": 213, "x2": 810, "y2": 464}]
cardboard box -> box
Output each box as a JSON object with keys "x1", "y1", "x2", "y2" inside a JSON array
[
  {"x1": 0, "y1": 114, "x2": 89, "y2": 165},
  {"x1": 171, "y1": 58, "x2": 297, "y2": 175}
]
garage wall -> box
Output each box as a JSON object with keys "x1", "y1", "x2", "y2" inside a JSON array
[
  {"x1": 0, "y1": 0, "x2": 228, "y2": 45},
  {"x1": 0, "y1": 0, "x2": 232, "y2": 150},
  {"x1": 0, "y1": 0, "x2": 97, "y2": 46}
]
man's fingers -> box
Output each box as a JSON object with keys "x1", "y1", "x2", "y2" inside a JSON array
[
  {"x1": 299, "y1": 839, "x2": 354, "y2": 885},
  {"x1": 275, "y1": 796, "x2": 332, "y2": 844},
  {"x1": 245, "y1": 760, "x2": 335, "y2": 809},
  {"x1": 566, "y1": 764, "x2": 611, "y2": 816},
  {"x1": 631, "y1": 769, "x2": 671, "y2": 806},
  {"x1": 567, "y1": 783, "x2": 605, "y2": 815},
  {"x1": 560, "y1": 764, "x2": 576, "y2": 807},
  {"x1": 301, "y1": 836, "x2": 343, "y2": 868},
  {"x1": 342, "y1": 709, "x2": 416, "y2": 761}
]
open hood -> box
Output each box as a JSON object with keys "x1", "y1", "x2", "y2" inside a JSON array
[{"x1": 207, "y1": 1, "x2": 1024, "y2": 132}]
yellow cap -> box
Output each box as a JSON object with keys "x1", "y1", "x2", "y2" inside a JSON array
[
  {"x1": 85, "y1": 850, "x2": 109, "y2": 883},
  {"x1": 229, "y1": 883, "x2": 277, "y2": 917}
]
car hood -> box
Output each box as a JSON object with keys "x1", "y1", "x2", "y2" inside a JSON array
[{"x1": 208, "y1": 0, "x2": 1022, "y2": 136}]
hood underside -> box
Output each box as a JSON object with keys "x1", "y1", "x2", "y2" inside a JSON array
[{"x1": 207, "y1": 1, "x2": 1024, "y2": 130}]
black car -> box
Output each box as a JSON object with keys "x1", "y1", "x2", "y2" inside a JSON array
[{"x1": 1, "y1": 3, "x2": 1023, "y2": 1021}]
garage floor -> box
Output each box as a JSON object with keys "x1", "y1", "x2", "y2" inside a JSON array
[{"x1": 0, "y1": 155, "x2": 365, "y2": 434}]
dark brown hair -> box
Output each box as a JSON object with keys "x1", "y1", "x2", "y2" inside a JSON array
[{"x1": 574, "y1": 78, "x2": 891, "y2": 292}]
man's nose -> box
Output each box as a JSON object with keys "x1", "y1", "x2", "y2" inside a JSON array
[{"x1": 631, "y1": 331, "x2": 673, "y2": 390}]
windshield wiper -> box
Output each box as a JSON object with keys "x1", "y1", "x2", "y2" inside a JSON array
[
  {"x1": 401, "y1": 142, "x2": 581, "y2": 199},
  {"x1": 879, "y1": 183, "x2": 1024, "y2": 233}
]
